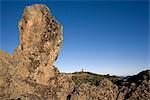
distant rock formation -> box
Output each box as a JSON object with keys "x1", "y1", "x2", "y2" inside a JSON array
[{"x1": 0, "y1": 4, "x2": 149, "y2": 100}]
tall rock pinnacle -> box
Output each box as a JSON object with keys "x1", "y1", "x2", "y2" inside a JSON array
[
  {"x1": 0, "y1": 4, "x2": 149, "y2": 100},
  {"x1": 13, "y1": 4, "x2": 63, "y2": 85}
]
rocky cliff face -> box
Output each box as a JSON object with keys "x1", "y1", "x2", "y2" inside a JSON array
[{"x1": 0, "y1": 4, "x2": 149, "y2": 100}]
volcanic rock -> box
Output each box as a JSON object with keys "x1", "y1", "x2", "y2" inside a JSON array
[
  {"x1": 13, "y1": 4, "x2": 63, "y2": 85},
  {"x1": 69, "y1": 78, "x2": 118, "y2": 100},
  {"x1": 117, "y1": 70, "x2": 150, "y2": 100},
  {"x1": 0, "y1": 4, "x2": 149, "y2": 100},
  {"x1": 0, "y1": 57, "x2": 10, "y2": 98}
]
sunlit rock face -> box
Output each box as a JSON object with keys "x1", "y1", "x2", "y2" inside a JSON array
[
  {"x1": 13, "y1": 4, "x2": 63, "y2": 85},
  {"x1": 0, "y1": 4, "x2": 149, "y2": 100}
]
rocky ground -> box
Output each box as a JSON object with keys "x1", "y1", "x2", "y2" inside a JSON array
[{"x1": 0, "y1": 4, "x2": 149, "y2": 100}]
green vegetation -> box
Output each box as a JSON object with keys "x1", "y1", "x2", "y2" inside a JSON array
[{"x1": 71, "y1": 71, "x2": 120, "y2": 86}]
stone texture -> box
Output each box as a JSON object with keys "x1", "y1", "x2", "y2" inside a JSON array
[
  {"x1": 55, "y1": 74, "x2": 76, "y2": 100},
  {"x1": 13, "y1": 4, "x2": 62, "y2": 85},
  {"x1": 0, "y1": 57, "x2": 10, "y2": 98},
  {"x1": 0, "y1": 4, "x2": 149, "y2": 100},
  {"x1": 117, "y1": 70, "x2": 150, "y2": 100},
  {"x1": 69, "y1": 78, "x2": 118, "y2": 100}
]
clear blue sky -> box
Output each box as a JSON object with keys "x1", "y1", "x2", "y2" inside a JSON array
[{"x1": 0, "y1": 0, "x2": 149, "y2": 75}]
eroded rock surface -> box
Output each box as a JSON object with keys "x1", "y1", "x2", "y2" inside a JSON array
[
  {"x1": 13, "y1": 4, "x2": 62, "y2": 85},
  {"x1": 69, "y1": 79, "x2": 118, "y2": 100},
  {"x1": 117, "y1": 70, "x2": 150, "y2": 100},
  {"x1": 0, "y1": 4, "x2": 149, "y2": 100}
]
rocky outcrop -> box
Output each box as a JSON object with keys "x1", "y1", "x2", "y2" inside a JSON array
[
  {"x1": 7, "y1": 4, "x2": 65, "y2": 99},
  {"x1": 0, "y1": 4, "x2": 149, "y2": 100},
  {"x1": 117, "y1": 70, "x2": 150, "y2": 100},
  {"x1": 13, "y1": 4, "x2": 62, "y2": 85},
  {"x1": 0, "y1": 57, "x2": 10, "y2": 98},
  {"x1": 69, "y1": 78, "x2": 118, "y2": 100}
]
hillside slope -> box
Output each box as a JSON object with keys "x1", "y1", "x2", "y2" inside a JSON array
[{"x1": 70, "y1": 71, "x2": 120, "y2": 86}]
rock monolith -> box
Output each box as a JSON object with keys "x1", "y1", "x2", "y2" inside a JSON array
[{"x1": 13, "y1": 4, "x2": 63, "y2": 85}]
